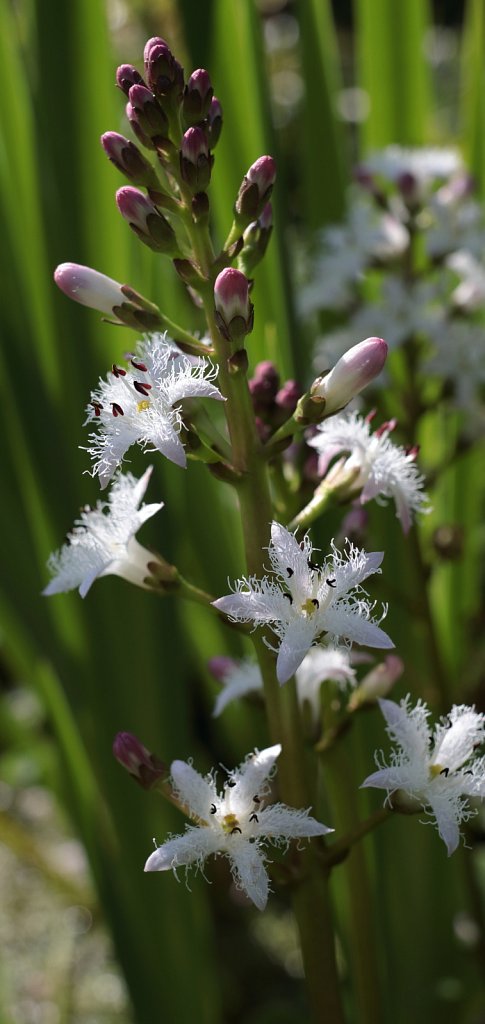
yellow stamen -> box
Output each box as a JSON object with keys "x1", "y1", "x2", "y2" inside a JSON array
[
  {"x1": 429, "y1": 763, "x2": 444, "y2": 778},
  {"x1": 301, "y1": 598, "x2": 318, "y2": 616},
  {"x1": 222, "y1": 813, "x2": 239, "y2": 834},
  {"x1": 137, "y1": 399, "x2": 151, "y2": 413}
]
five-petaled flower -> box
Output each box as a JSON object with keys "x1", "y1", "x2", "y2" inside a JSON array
[
  {"x1": 309, "y1": 411, "x2": 430, "y2": 533},
  {"x1": 361, "y1": 697, "x2": 485, "y2": 854},
  {"x1": 144, "y1": 744, "x2": 331, "y2": 910},
  {"x1": 43, "y1": 467, "x2": 163, "y2": 597},
  {"x1": 85, "y1": 333, "x2": 224, "y2": 487},
  {"x1": 213, "y1": 523, "x2": 393, "y2": 685}
]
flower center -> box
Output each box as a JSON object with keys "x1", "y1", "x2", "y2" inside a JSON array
[
  {"x1": 222, "y1": 813, "x2": 240, "y2": 834},
  {"x1": 301, "y1": 598, "x2": 319, "y2": 617},
  {"x1": 429, "y1": 763, "x2": 445, "y2": 778},
  {"x1": 137, "y1": 399, "x2": 151, "y2": 413}
]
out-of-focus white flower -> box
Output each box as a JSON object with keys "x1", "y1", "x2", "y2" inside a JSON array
[
  {"x1": 425, "y1": 193, "x2": 485, "y2": 259},
  {"x1": 144, "y1": 745, "x2": 331, "y2": 910},
  {"x1": 361, "y1": 146, "x2": 463, "y2": 195},
  {"x1": 85, "y1": 333, "x2": 224, "y2": 487},
  {"x1": 446, "y1": 250, "x2": 485, "y2": 310},
  {"x1": 309, "y1": 411, "x2": 430, "y2": 533},
  {"x1": 43, "y1": 468, "x2": 163, "y2": 597},
  {"x1": 362, "y1": 697, "x2": 485, "y2": 855},
  {"x1": 213, "y1": 523, "x2": 393, "y2": 685},
  {"x1": 425, "y1": 321, "x2": 485, "y2": 422},
  {"x1": 210, "y1": 647, "x2": 357, "y2": 718}
]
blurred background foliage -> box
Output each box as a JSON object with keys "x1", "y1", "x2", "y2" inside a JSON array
[{"x1": 1, "y1": 0, "x2": 484, "y2": 1021}]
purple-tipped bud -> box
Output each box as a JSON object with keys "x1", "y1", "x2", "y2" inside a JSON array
[
  {"x1": 116, "y1": 64, "x2": 145, "y2": 96},
  {"x1": 113, "y1": 731, "x2": 166, "y2": 789},
  {"x1": 183, "y1": 69, "x2": 214, "y2": 126},
  {"x1": 239, "y1": 202, "x2": 274, "y2": 274},
  {"x1": 206, "y1": 97, "x2": 223, "y2": 148},
  {"x1": 397, "y1": 171, "x2": 418, "y2": 204},
  {"x1": 128, "y1": 84, "x2": 169, "y2": 140},
  {"x1": 311, "y1": 337, "x2": 388, "y2": 416},
  {"x1": 214, "y1": 268, "x2": 254, "y2": 343},
  {"x1": 116, "y1": 187, "x2": 176, "y2": 252},
  {"x1": 275, "y1": 379, "x2": 300, "y2": 413},
  {"x1": 235, "y1": 155, "x2": 276, "y2": 225},
  {"x1": 101, "y1": 132, "x2": 158, "y2": 186},
  {"x1": 144, "y1": 38, "x2": 184, "y2": 101},
  {"x1": 54, "y1": 263, "x2": 126, "y2": 315},
  {"x1": 180, "y1": 126, "x2": 213, "y2": 191},
  {"x1": 207, "y1": 656, "x2": 237, "y2": 682},
  {"x1": 349, "y1": 655, "x2": 403, "y2": 710},
  {"x1": 248, "y1": 361, "x2": 280, "y2": 405}
]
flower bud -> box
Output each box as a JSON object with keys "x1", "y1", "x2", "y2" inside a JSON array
[
  {"x1": 116, "y1": 187, "x2": 177, "y2": 253},
  {"x1": 113, "y1": 731, "x2": 166, "y2": 789},
  {"x1": 275, "y1": 379, "x2": 300, "y2": 413},
  {"x1": 116, "y1": 63, "x2": 145, "y2": 96},
  {"x1": 101, "y1": 132, "x2": 158, "y2": 187},
  {"x1": 348, "y1": 655, "x2": 403, "y2": 711},
  {"x1": 54, "y1": 263, "x2": 127, "y2": 316},
  {"x1": 180, "y1": 127, "x2": 213, "y2": 191},
  {"x1": 206, "y1": 97, "x2": 223, "y2": 148},
  {"x1": 214, "y1": 268, "x2": 254, "y2": 343},
  {"x1": 311, "y1": 337, "x2": 388, "y2": 416},
  {"x1": 248, "y1": 361, "x2": 280, "y2": 405},
  {"x1": 183, "y1": 69, "x2": 214, "y2": 126},
  {"x1": 239, "y1": 202, "x2": 273, "y2": 274},
  {"x1": 144, "y1": 37, "x2": 184, "y2": 102},
  {"x1": 208, "y1": 656, "x2": 238, "y2": 682},
  {"x1": 128, "y1": 84, "x2": 169, "y2": 141},
  {"x1": 235, "y1": 155, "x2": 276, "y2": 225}
]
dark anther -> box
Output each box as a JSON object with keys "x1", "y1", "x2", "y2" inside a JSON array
[
  {"x1": 249, "y1": 813, "x2": 259, "y2": 823},
  {"x1": 134, "y1": 380, "x2": 152, "y2": 396},
  {"x1": 112, "y1": 364, "x2": 127, "y2": 377},
  {"x1": 111, "y1": 402, "x2": 124, "y2": 417},
  {"x1": 308, "y1": 559, "x2": 320, "y2": 571},
  {"x1": 440, "y1": 767, "x2": 449, "y2": 777},
  {"x1": 464, "y1": 770, "x2": 473, "y2": 775},
  {"x1": 131, "y1": 358, "x2": 148, "y2": 372},
  {"x1": 210, "y1": 803, "x2": 217, "y2": 814},
  {"x1": 253, "y1": 795, "x2": 261, "y2": 803},
  {"x1": 286, "y1": 567, "x2": 294, "y2": 578},
  {"x1": 326, "y1": 577, "x2": 337, "y2": 588},
  {"x1": 227, "y1": 779, "x2": 236, "y2": 788},
  {"x1": 283, "y1": 592, "x2": 293, "y2": 604},
  {"x1": 92, "y1": 401, "x2": 103, "y2": 416},
  {"x1": 311, "y1": 598, "x2": 319, "y2": 609},
  {"x1": 230, "y1": 826, "x2": 242, "y2": 835}
]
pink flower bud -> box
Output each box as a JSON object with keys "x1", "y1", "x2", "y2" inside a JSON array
[
  {"x1": 113, "y1": 731, "x2": 166, "y2": 789},
  {"x1": 54, "y1": 263, "x2": 125, "y2": 315},
  {"x1": 207, "y1": 656, "x2": 237, "y2": 682},
  {"x1": 180, "y1": 127, "x2": 212, "y2": 190},
  {"x1": 116, "y1": 187, "x2": 176, "y2": 252},
  {"x1": 128, "y1": 84, "x2": 168, "y2": 138},
  {"x1": 275, "y1": 379, "x2": 300, "y2": 412},
  {"x1": 348, "y1": 655, "x2": 404, "y2": 710},
  {"x1": 214, "y1": 268, "x2": 253, "y2": 343},
  {"x1": 101, "y1": 132, "x2": 156, "y2": 186},
  {"x1": 312, "y1": 337, "x2": 388, "y2": 415},
  {"x1": 247, "y1": 155, "x2": 276, "y2": 194},
  {"x1": 248, "y1": 361, "x2": 280, "y2": 404},
  {"x1": 144, "y1": 38, "x2": 184, "y2": 100},
  {"x1": 207, "y1": 97, "x2": 223, "y2": 148},
  {"x1": 235, "y1": 155, "x2": 276, "y2": 224},
  {"x1": 183, "y1": 69, "x2": 214, "y2": 125},
  {"x1": 116, "y1": 64, "x2": 144, "y2": 96}
]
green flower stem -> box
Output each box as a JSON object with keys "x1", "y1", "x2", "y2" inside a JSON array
[
  {"x1": 321, "y1": 740, "x2": 389, "y2": 1024},
  {"x1": 287, "y1": 481, "x2": 334, "y2": 532},
  {"x1": 156, "y1": 315, "x2": 214, "y2": 356}
]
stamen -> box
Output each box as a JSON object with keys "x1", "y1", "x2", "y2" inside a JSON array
[
  {"x1": 286, "y1": 567, "x2": 294, "y2": 578},
  {"x1": 227, "y1": 779, "x2": 236, "y2": 788},
  {"x1": 137, "y1": 399, "x2": 151, "y2": 412},
  {"x1": 92, "y1": 401, "x2": 103, "y2": 416},
  {"x1": 308, "y1": 559, "x2": 320, "y2": 571},
  {"x1": 210, "y1": 803, "x2": 217, "y2": 814},
  {"x1": 326, "y1": 577, "x2": 337, "y2": 588},
  {"x1": 249, "y1": 813, "x2": 258, "y2": 823},
  {"x1": 134, "y1": 380, "x2": 152, "y2": 396},
  {"x1": 440, "y1": 767, "x2": 449, "y2": 777},
  {"x1": 230, "y1": 826, "x2": 242, "y2": 835},
  {"x1": 253, "y1": 795, "x2": 261, "y2": 803},
  {"x1": 283, "y1": 593, "x2": 293, "y2": 604},
  {"x1": 111, "y1": 402, "x2": 124, "y2": 417},
  {"x1": 131, "y1": 358, "x2": 148, "y2": 371},
  {"x1": 112, "y1": 364, "x2": 127, "y2": 377}
]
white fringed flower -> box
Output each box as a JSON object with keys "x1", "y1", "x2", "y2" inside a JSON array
[
  {"x1": 85, "y1": 333, "x2": 224, "y2": 487},
  {"x1": 362, "y1": 146, "x2": 463, "y2": 193},
  {"x1": 213, "y1": 523, "x2": 393, "y2": 685},
  {"x1": 211, "y1": 648, "x2": 357, "y2": 718},
  {"x1": 43, "y1": 467, "x2": 163, "y2": 597},
  {"x1": 362, "y1": 697, "x2": 485, "y2": 855},
  {"x1": 144, "y1": 744, "x2": 331, "y2": 910},
  {"x1": 446, "y1": 250, "x2": 485, "y2": 311},
  {"x1": 309, "y1": 411, "x2": 430, "y2": 533}
]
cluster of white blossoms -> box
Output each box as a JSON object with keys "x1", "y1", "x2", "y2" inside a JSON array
[
  {"x1": 43, "y1": 468, "x2": 163, "y2": 597},
  {"x1": 85, "y1": 333, "x2": 224, "y2": 487},
  {"x1": 363, "y1": 698, "x2": 485, "y2": 855},
  {"x1": 309, "y1": 411, "x2": 430, "y2": 533},
  {"x1": 145, "y1": 744, "x2": 332, "y2": 910},
  {"x1": 213, "y1": 522, "x2": 393, "y2": 685}
]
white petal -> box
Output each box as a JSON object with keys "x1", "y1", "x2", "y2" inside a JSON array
[
  {"x1": 427, "y1": 793, "x2": 461, "y2": 856},
  {"x1": 323, "y1": 607, "x2": 394, "y2": 649},
  {"x1": 228, "y1": 841, "x2": 269, "y2": 910},
  {"x1": 154, "y1": 431, "x2": 187, "y2": 468},
  {"x1": 276, "y1": 619, "x2": 318, "y2": 684},
  {"x1": 212, "y1": 661, "x2": 263, "y2": 717},
  {"x1": 213, "y1": 587, "x2": 279, "y2": 624},
  {"x1": 378, "y1": 698, "x2": 431, "y2": 761},
  {"x1": 270, "y1": 522, "x2": 308, "y2": 579},
  {"x1": 257, "y1": 803, "x2": 332, "y2": 839},
  {"x1": 231, "y1": 745, "x2": 282, "y2": 814},
  {"x1": 431, "y1": 706, "x2": 485, "y2": 772},
  {"x1": 170, "y1": 760, "x2": 217, "y2": 821},
  {"x1": 144, "y1": 826, "x2": 220, "y2": 871}
]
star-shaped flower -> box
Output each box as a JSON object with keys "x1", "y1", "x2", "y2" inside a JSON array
[
  {"x1": 144, "y1": 744, "x2": 331, "y2": 910},
  {"x1": 213, "y1": 523, "x2": 393, "y2": 684},
  {"x1": 361, "y1": 697, "x2": 485, "y2": 854},
  {"x1": 210, "y1": 648, "x2": 357, "y2": 718},
  {"x1": 309, "y1": 411, "x2": 430, "y2": 533},
  {"x1": 85, "y1": 333, "x2": 224, "y2": 487},
  {"x1": 43, "y1": 467, "x2": 163, "y2": 597}
]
